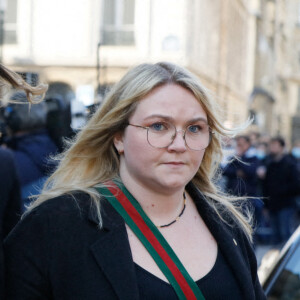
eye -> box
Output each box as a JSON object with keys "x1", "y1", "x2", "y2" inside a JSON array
[
  {"x1": 187, "y1": 123, "x2": 208, "y2": 134},
  {"x1": 149, "y1": 122, "x2": 169, "y2": 132},
  {"x1": 188, "y1": 125, "x2": 202, "y2": 133}
]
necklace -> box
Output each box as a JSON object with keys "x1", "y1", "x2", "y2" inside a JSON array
[{"x1": 156, "y1": 192, "x2": 186, "y2": 228}]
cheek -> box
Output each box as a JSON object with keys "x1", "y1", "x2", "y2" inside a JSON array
[
  {"x1": 123, "y1": 134, "x2": 155, "y2": 166},
  {"x1": 191, "y1": 151, "x2": 205, "y2": 170},
  {"x1": 123, "y1": 133, "x2": 148, "y2": 155}
]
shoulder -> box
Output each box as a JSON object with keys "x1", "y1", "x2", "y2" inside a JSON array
[
  {"x1": 5, "y1": 192, "x2": 93, "y2": 243},
  {"x1": 34, "y1": 191, "x2": 92, "y2": 213},
  {"x1": 187, "y1": 182, "x2": 242, "y2": 228},
  {"x1": 0, "y1": 147, "x2": 17, "y2": 177},
  {"x1": 30, "y1": 192, "x2": 92, "y2": 216},
  {"x1": 283, "y1": 154, "x2": 297, "y2": 166},
  {"x1": 188, "y1": 182, "x2": 253, "y2": 242},
  {"x1": 246, "y1": 155, "x2": 259, "y2": 163},
  {"x1": 0, "y1": 147, "x2": 14, "y2": 162}
]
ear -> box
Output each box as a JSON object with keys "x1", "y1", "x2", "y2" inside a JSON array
[{"x1": 113, "y1": 132, "x2": 124, "y2": 155}]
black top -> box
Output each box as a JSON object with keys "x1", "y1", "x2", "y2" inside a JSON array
[
  {"x1": 4, "y1": 184, "x2": 266, "y2": 299},
  {"x1": 135, "y1": 248, "x2": 244, "y2": 300}
]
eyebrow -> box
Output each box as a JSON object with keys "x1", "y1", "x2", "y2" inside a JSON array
[{"x1": 144, "y1": 114, "x2": 208, "y2": 124}]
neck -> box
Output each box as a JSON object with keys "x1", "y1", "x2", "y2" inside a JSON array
[
  {"x1": 120, "y1": 179, "x2": 186, "y2": 226},
  {"x1": 273, "y1": 153, "x2": 284, "y2": 161}
]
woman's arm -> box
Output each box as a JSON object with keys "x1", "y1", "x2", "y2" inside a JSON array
[{"x1": 4, "y1": 209, "x2": 51, "y2": 299}]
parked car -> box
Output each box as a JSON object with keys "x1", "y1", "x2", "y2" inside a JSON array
[{"x1": 259, "y1": 226, "x2": 300, "y2": 299}]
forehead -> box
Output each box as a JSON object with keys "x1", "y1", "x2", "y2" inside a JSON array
[
  {"x1": 131, "y1": 84, "x2": 207, "y2": 120},
  {"x1": 270, "y1": 141, "x2": 281, "y2": 147},
  {"x1": 237, "y1": 138, "x2": 248, "y2": 145}
]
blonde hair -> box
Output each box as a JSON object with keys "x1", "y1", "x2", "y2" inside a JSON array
[
  {"x1": 30, "y1": 62, "x2": 253, "y2": 240},
  {"x1": 0, "y1": 63, "x2": 48, "y2": 103}
]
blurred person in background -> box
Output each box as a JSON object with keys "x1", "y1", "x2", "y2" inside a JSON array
[
  {"x1": 0, "y1": 63, "x2": 48, "y2": 298},
  {"x1": 3, "y1": 92, "x2": 57, "y2": 210},
  {"x1": 291, "y1": 140, "x2": 300, "y2": 164},
  {"x1": 222, "y1": 135, "x2": 262, "y2": 240},
  {"x1": 290, "y1": 140, "x2": 300, "y2": 178},
  {"x1": 222, "y1": 135, "x2": 259, "y2": 196},
  {"x1": 248, "y1": 131, "x2": 261, "y2": 157},
  {"x1": 255, "y1": 141, "x2": 268, "y2": 161},
  {"x1": 218, "y1": 136, "x2": 236, "y2": 191},
  {"x1": 255, "y1": 141, "x2": 272, "y2": 243},
  {"x1": 258, "y1": 137, "x2": 299, "y2": 245},
  {"x1": 45, "y1": 94, "x2": 76, "y2": 153},
  {"x1": 290, "y1": 140, "x2": 300, "y2": 218}
]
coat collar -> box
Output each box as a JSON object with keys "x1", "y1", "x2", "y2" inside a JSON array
[
  {"x1": 187, "y1": 183, "x2": 255, "y2": 300},
  {"x1": 88, "y1": 184, "x2": 255, "y2": 300},
  {"x1": 89, "y1": 199, "x2": 139, "y2": 300}
]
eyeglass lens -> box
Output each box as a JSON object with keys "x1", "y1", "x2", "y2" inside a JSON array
[{"x1": 147, "y1": 122, "x2": 211, "y2": 151}]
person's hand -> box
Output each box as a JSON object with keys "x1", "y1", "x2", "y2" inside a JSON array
[{"x1": 257, "y1": 166, "x2": 266, "y2": 179}]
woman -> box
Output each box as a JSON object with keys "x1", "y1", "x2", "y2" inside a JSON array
[
  {"x1": 4, "y1": 62, "x2": 266, "y2": 299},
  {"x1": 0, "y1": 64, "x2": 48, "y2": 297}
]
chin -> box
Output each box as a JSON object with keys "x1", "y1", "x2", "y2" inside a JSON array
[{"x1": 157, "y1": 176, "x2": 190, "y2": 190}]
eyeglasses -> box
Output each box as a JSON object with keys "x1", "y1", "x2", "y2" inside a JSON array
[{"x1": 128, "y1": 121, "x2": 213, "y2": 151}]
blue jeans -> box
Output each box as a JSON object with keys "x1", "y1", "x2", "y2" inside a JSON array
[{"x1": 270, "y1": 207, "x2": 295, "y2": 244}]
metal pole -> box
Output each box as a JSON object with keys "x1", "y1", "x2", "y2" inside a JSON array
[
  {"x1": 96, "y1": 42, "x2": 101, "y2": 96},
  {"x1": 0, "y1": 0, "x2": 6, "y2": 63}
]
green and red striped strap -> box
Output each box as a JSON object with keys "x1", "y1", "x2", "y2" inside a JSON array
[{"x1": 95, "y1": 180, "x2": 205, "y2": 300}]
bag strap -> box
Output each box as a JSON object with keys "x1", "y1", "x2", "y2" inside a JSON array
[{"x1": 95, "y1": 180, "x2": 205, "y2": 300}]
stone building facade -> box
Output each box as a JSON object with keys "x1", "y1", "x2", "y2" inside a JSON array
[
  {"x1": 250, "y1": 0, "x2": 300, "y2": 144},
  {"x1": 2, "y1": 0, "x2": 300, "y2": 144}
]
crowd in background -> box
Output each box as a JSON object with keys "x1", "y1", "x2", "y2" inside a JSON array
[
  {"x1": 0, "y1": 88, "x2": 89, "y2": 229},
  {"x1": 221, "y1": 132, "x2": 300, "y2": 246}
]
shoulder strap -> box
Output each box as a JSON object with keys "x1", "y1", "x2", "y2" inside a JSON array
[{"x1": 95, "y1": 180, "x2": 205, "y2": 300}]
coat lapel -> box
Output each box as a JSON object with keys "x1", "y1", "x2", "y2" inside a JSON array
[
  {"x1": 188, "y1": 184, "x2": 256, "y2": 300},
  {"x1": 89, "y1": 199, "x2": 139, "y2": 300},
  {"x1": 205, "y1": 216, "x2": 255, "y2": 300},
  {"x1": 89, "y1": 185, "x2": 256, "y2": 300}
]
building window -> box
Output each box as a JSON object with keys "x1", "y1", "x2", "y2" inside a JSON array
[
  {"x1": 102, "y1": 0, "x2": 135, "y2": 46},
  {"x1": 4, "y1": 0, "x2": 18, "y2": 44}
]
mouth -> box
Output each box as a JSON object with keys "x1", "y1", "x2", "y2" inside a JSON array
[{"x1": 164, "y1": 162, "x2": 185, "y2": 166}]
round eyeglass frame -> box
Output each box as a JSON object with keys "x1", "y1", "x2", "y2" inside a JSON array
[{"x1": 127, "y1": 123, "x2": 214, "y2": 151}]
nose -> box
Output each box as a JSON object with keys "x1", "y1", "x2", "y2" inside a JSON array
[{"x1": 167, "y1": 129, "x2": 187, "y2": 151}]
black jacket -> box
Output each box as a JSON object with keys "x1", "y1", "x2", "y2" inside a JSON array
[
  {"x1": 4, "y1": 184, "x2": 266, "y2": 299},
  {"x1": 0, "y1": 148, "x2": 21, "y2": 298},
  {"x1": 263, "y1": 154, "x2": 299, "y2": 211},
  {"x1": 222, "y1": 154, "x2": 259, "y2": 197},
  {"x1": 6, "y1": 130, "x2": 58, "y2": 209}
]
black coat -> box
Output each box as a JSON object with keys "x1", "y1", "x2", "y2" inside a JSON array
[
  {"x1": 222, "y1": 154, "x2": 259, "y2": 197},
  {"x1": 0, "y1": 148, "x2": 22, "y2": 298},
  {"x1": 6, "y1": 130, "x2": 58, "y2": 207},
  {"x1": 263, "y1": 155, "x2": 299, "y2": 211},
  {"x1": 4, "y1": 184, "x2": 266, "y2": 299}
]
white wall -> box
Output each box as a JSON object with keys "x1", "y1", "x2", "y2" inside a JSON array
[
  {"x1": 100, "y1": 0, "x2": 186, "y2": 67},
  {"x1": 4, "y1": 0, "x2": 101, "y2": 66}
]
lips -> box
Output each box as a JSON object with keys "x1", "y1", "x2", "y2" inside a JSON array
[{"x1": 164, "y1": 162, "x2": 185, "y2": 165}]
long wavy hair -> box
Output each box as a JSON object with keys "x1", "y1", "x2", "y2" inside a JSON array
[
  {"x1": 30, "y1": 62, "x2": 253, "y2": 241},
  {"x1": 0, "y1": 63, "x2": 48, "y2": 103}
]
